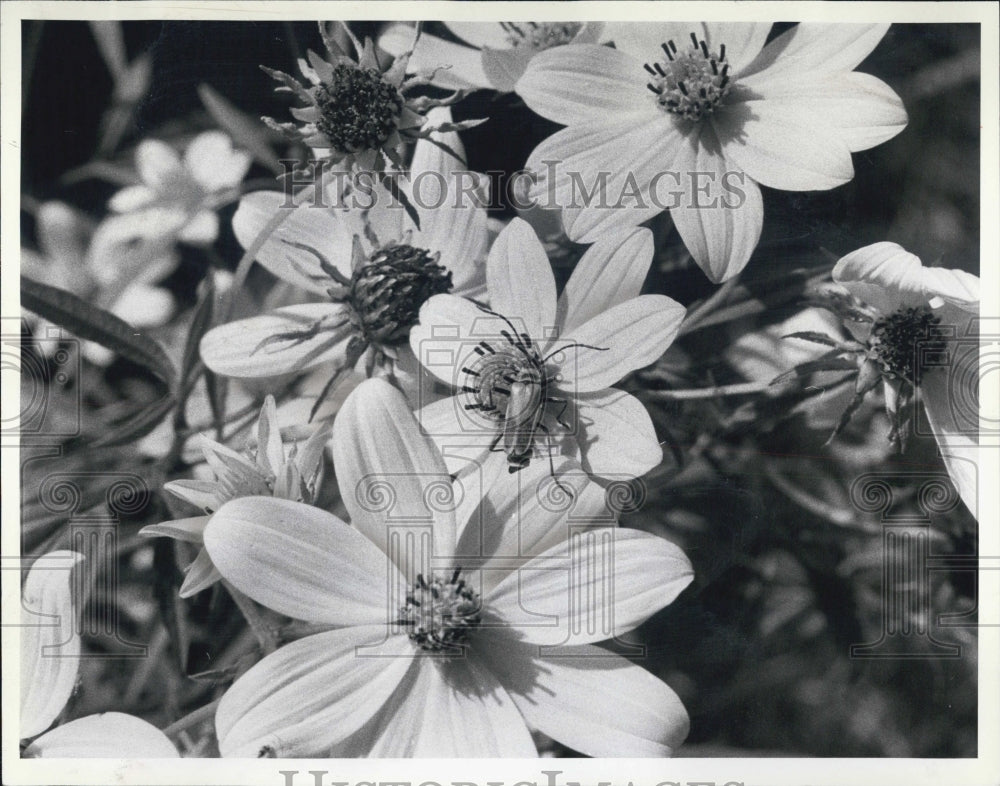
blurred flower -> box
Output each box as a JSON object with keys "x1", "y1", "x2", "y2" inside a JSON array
[
  {"x1": 204, "y1": 379, "x2": 692, "y2": 757},
  {"x1": 20, "y1": 551, "x2": 178, "y2": 757},
  {"x1": 109, "y1": 131, "x2": 251, "y2": 244},
  {"x1": 200, "y1": 111, "x2": 487, "y2": 410},
  {"x1": 411, "y1": 218, "x2": 684, "y2": 479},
  {"x1": 21, "y1": 201, "x2": 178, "y2": 365},
  {"x1": 262, "y1": 22, "x2": 483, "y2": 172},
  {"x1": 140, "y1": 396, "x2": 329, "y2": 597},
  {"x1": 378, "y1": 22, "x2": 606, "y2": 93},
  {"x1": 517, "y1": 23, "x2": 908, "y2": 282},
  {"x1": 827, "y1": 242, "x2": 980, "y2": 516}
]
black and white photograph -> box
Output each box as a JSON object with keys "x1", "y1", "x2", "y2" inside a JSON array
[{"x1": 3, "y1": 3, "x2": 998, "y2": 785}]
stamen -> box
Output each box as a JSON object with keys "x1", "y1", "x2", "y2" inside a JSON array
[
  {"x1": 400, "y1": 570, "x2": 482, "y2": 652},
  {"x1": 649, "y1": 31, "x2": 734, "y2": 121}
]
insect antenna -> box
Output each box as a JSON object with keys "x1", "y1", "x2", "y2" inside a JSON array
[
  {"x1": 542, "y1": 341, "x2": 610, "y2": 363},
  {"x1": 474, "y1": 304, "x2": 536, "y2": 359}
]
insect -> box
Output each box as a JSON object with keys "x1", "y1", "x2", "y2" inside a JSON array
[{"x1": 460, "y1": 305, "x2": 607, "y2": 487}]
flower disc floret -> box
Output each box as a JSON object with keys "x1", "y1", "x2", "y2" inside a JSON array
[
  {"x1": 646, "y1": 33, "x2": 732, "y2": 122},
  {"x1": 315, "y1": 64, "x2": 404, "y2": 152},
  {"x1": 399, "y1": 570, "x2": 482, "y2": 652},
  {"x1": 502, "y1": 22, "x2": 583, "y2": 50},
  {"x1": 869, "y1": 306, "x2": 942, "y2": 381}
]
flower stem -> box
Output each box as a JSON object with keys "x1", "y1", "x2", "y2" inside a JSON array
[
  {"x1": 162, "y1": 698, "x2": 221, "y2": 739},
  {"x1": 647, "y1": 380, "x2": 772, "y2": 400},
  {"x1": 678, "y1": 276, "x2": 740, "y2": 336},
  {"x1": 223, "y1": 579, "x2": 278, "y2": 655}
]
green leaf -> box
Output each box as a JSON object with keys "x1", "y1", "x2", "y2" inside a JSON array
[
  {"x1": 198, "y1": 83, "x2": 284, "y2": 175},
  {"x1": 21, "y1": 276, "x2": 176, "y2": 389},
  {"x1": 90, "y1": 392, "x2": 176, "y2": 448}
]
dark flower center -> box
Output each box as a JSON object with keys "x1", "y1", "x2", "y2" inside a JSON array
[
  {"x1": 646, "y1": 32, "x2": 732, "y2": 122},
  {"x1": 869, "y1": 306, "x2": 942, "y2": 381},
  {"x1": 349, "y1": 243, "x2": 452, "y2": 346},
  {"x1": 400, "y1": 570, "x2": 481, "y2": 652},
  {"x1": 315, "y1": 65, "x2": 403, "y2": 153},
  {"x1": 500, "y1": 22, "x2": 582, "y2": 50}
]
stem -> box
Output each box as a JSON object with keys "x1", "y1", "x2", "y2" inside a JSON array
[
  {"x1": 678, "y1": 276, "x2": 740, "y2": 336},
  {"x1": 646, "y1": 380, "x2": 772, "y2": 401},
  {"x1": 162, "y1": 698, "x2": 221, "y2": 739},
  {"x1": 224, "y1": 579, "x2": 278, "y2": 655}
]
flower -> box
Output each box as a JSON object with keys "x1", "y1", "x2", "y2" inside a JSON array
[
  {"x1": 410, "y1": 218, "x2": 685, "y2": 479},
  {"x1": 825, "y1": 242, "x2": 980, "y2": 517},
  {"x1": 199, "y1": 111, "x2": 488, "y2": 405},
  {"x1": 109, "y1": 131, "x2": 251, "y2": 244},
  {"x1": 378, "y1": 22, "x2": 607, "y2": 93},
  {"x1": 203, "y1": 378, "x2": 693, "y2": 757},
  {"x1": 516, "y1": 23, "x2": 908, "y2": 282},
  {"x1": 140, "y1": 395, "x2": 328, "y2": 597},
  {"x1": 21, "y1": 201, "x2": 178, "y2": 365},
  {"x1": 20, "y1": 551, "x2": 178, "y2": 757},
  {"x1": 262, "y1": 22, "x2": 483, "y2": 172}
]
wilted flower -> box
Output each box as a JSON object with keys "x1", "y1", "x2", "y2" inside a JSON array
[
  {"x1": 140, "y1": 396, "x2": 329, "y2": 596},
  {"x1": 262, "y1": 22, "x2": 483, "y2": 172},
  {"x1": 378, "y1": 21, "x2": 607, "y2": 92},
  {"x1": 109, "y1": 131, "x2": 251, "y2": 244},
  {"x1": 517, "y1": 23, "x2": 908, "y2": 282},
  {"x1": 200, "y1": 113, "x2": 487, "y2": 408},
  {"x1": 21, "y1": 201, "x2": 178, "y2": 364},
  {"x1": 411, "y1": 218, "x2": 684, "y2": 479},
  {"x1": 203, "y1": 379, "x2": 693, "y2": 757},
  {"x1": 20, "y1": 551, "x2": 178, "y2": 757},
  {"x1": 794, "y1": 242, "x2": 979, "y2": 515}
]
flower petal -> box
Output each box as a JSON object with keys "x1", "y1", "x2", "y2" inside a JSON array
[
  {"x1": 669, "y1": 124, "x2": 764, "y2": 282},
  {"x1": 716, "y1": 97, "x2": 855, "y2": 192},
  {"x1": 216, "y1": 628, "x2": 415, "y2": 757},
  {"x1": 832, "y1": 242, "x2": 980, "y2": 314},
  {"x1": 184, "y1": 131, "x2": 252, "y2": 191},
  {"x1": 36, "y1": 202, "x2": 89, "y2": 265},
  {"x1": 139, "y1": 515, "x2": 209, "y2": 543},
  {"x1": 199, "y1": 304, "x2": 351, "y2": 378},
  {"x1": 20, "y1": 551, "x2": 84, "y2": 739},
  {"x1": 110, "y1": 283, "x2": 175, "y2": 328},
  {"x1": 179, "y1": 547, "x2": 222, "y2": 598},
  {"x1": 366, "y1": 656, "x2": 537, "y2": 756},
  {"x1": 480, "y1": 635, "x2": 690, "y2": 757},
  {"x1": 517, "y1": 44, "x2": 651, "y2": 126},
  {"x1": 204, "y1": 497, "x2": 398, "y2": 625},
  {"x1": 558, "y1": 227, "x2": 653, "y2": 333},
  {"x1": 380, "y1": 26, "x2": 489, "y2": 91},
  {"x1": 443, "y1": 22, "x2": 508, "y2": 49},
  {"x1": 487, "y1": 528, "x2": 693, "y2": 646},
  {"x1": 178, "y1": 210, "x2": 220, "y2": 244},
  {"x1": 703, "y1": 22, "x2": 772, "y2": 74},
  {"x1": 107, "y1": 185, "x2": 156, "y2": 213},
  {"x1": 574, "y1": 388, "x2": 663, "y2": 479},
  {"x1": 741, "y1": 23, "x2": 890, "y2": 80},
  {"x1": 25, "y1": 713, "x2": 178, "y2": 758},
  {"x1": 456, "y1": 457, "x2": 615, "y2": 595},
  {"x1": 333, "y1": 379, "x2": 457, "y2": 572},
  {"x1": 742, "y1": 71, "x2": 907, "y2": 153},
  {"x1": 555, "y1": 295, "x2": 685, "y2": 392},
  {"x1": 136, "y1": 138, "x2": 181, "y2": 188},
  {"x1": 232, "y1": 192, "x2": 356, "y2": 293},
  {"x1": 414, "y1": 397, "x2": 495, "y2": 475},
  {"x1": 486, "y1": 218, "x2": 557, "y2": 340},
  {"x1": 481, "y1": 46, "x2": 536, "y2": 93},
  {"x1": 410, "y1": 293, "x2": 489, "y2": 387}
]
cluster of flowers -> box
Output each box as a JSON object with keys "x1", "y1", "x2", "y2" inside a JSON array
[{"x1": 21, "y1": 20, "x2": 980, "y2": 759}]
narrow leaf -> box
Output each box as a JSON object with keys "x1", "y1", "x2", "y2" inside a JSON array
[{"x1": 198, "y1": 83, "x2": 284, "y2": 175}]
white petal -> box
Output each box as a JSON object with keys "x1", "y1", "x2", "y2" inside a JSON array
[
  {"x1": 36, "y1": 202, "x2": 88, "y2": 264},
  {"x1": 414, "y1": 397, "x2": 495, "y2": 475},
  {"x1": 456, "y1": 457, "x2": 615, "y2": 595},
  {"x1": 443, "y1": 22, "x2": 508, "y2": 49},
  {"x1": 558, "y1": 227, "x2": 653, "y2": 333},
  {"x1": 486, "y1": 218, "x2": 557, "y2": 341},
  {"x1": 410, "y1": 293, "x2": 490, "y2": 387},
  {"x1": 216, "y1": 628, "x2": 415, "y2": 757},
  {"x1": 21, "y1": 551, "x2": 84, "y2": 739},
  {"x1": 574, "y1": 388, "x2": 663, "y2": 479},
  {"x1": 139, "y1": 515, "x2": 209, "y2": 544},
  {"x1": 703, "y1": 22, "x2": 772, "y2": 74},
  {"x1": 25, "y1": 713, "x2": 178, "y2": 757},
  {"x1": 832, "y1": 242, "x2": 980, "y2": 314},
  {"x1": 199, "y1": 304, "x2": 351, "y2": 378},
  {"x1": 556, "y1": 295, "x2": 685, "y2": 392},
  {"x1": 742, "y1": 71, "x2": 907, "y2": 153},
  {"x1": 333, "y1": 379, "x2": 457, "y2": 572},
  {"x1": 231, "y1": 192, "x2": 355, "y2": 294},
  {"x1": 481, "y1": 635, "x2": 690, "y2": 756},
  {"x1": 179, "y1": 547, "x2": 222, "y2": 598},
  {"x1": 517, "y1": 44, "x2": 651, "y2": 126},
  {"x1": 184, "y1": 131, "x2": 252, "y2": 191},
  {"x1": 386, "y1": 27, "x2": 490, "y2": 90},
  {"x1": 716, "y1": 98, "x2": 855, "y2": 192},
  {"x1": 178, "y1": 210, "x2": 220, "y2": 244},
  {"x1": 107, "y1": 185, "x2": 156, "y2": 213},
  {"x1": 135, "y1": 139, "x2": 181, "y2": 188},
  {"x1": 482, "y1": 46, "x2": 536, "y2": 93},
  {"x1": 601, "y1": 22, "x2": 698, "y2": 63},
  {"x1": 669, "y1": 125, "x2": 764, "y2": 282},
  {"x1": 367, "y1": 656, "x2": 536, "y2": 756},
  {"x1": 110, "y1": 284, "x2": 175, "y2": 327},
  {"x1": 487, "y1": 528, "x2": 693, "y2": 646},
  {"x1": 204, "y1": 496, "x2": 398, "y2": 625},
  {"x1": 741, "y1": 23, "x2": 890, "y2": 80}
]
